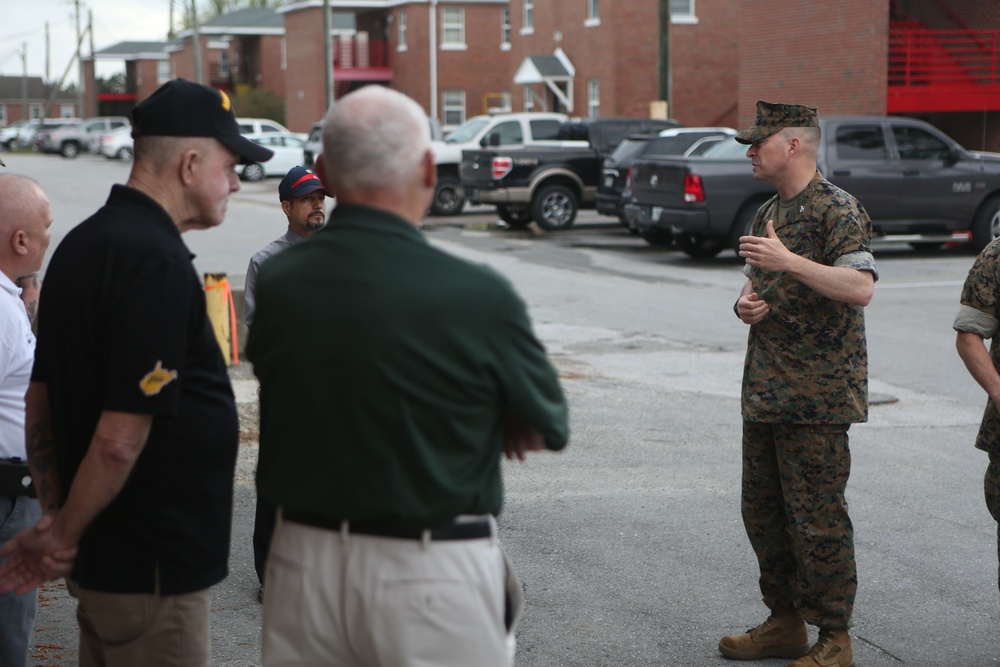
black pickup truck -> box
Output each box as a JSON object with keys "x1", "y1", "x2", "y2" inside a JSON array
[
  {"x1": 461, "y1": 117, "x2": 678, "y2": 230},
  {"x1": 626, "y1": 116, "x2": 1000, "y2": 258}
]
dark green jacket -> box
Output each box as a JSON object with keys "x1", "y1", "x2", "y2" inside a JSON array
[{"x1": 247, "y1": 204, "x2": 568, "y2": 528}]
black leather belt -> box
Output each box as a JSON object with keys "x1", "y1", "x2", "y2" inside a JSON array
[
  {"x1": 0, "y1": 459, "x2": 35, "y2": 498},
  {"x1": 283, "y1": 510, "x2": 491, "y2": 541}
]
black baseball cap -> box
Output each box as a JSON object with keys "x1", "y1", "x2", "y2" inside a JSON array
[{"x1": 131, "y1": 79, "x2": 274, "y2": 165}]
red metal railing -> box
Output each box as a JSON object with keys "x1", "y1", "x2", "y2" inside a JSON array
[
  {"x1": 333, "y1": 37, "x2": 391, "y2": 70},
  {"x1": 888, "y1": 23, "x2": 1000, "y2": 112}
]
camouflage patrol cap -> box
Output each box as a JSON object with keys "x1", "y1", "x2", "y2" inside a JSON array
[{"x1": 735, "y1": 100, "x2": 819, "y2": 145}]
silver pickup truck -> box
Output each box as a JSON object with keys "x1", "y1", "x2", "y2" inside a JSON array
[{"x1": 627, "y1": 116, "x2": 1000, "y2": 258}]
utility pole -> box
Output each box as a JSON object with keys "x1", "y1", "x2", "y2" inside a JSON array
[
  {"x1": 429, "y1": 0, "x2": 438, "y2": 119},
  {"x1": 21, "y1": 43, "x2": 28, "y2": 122},
  {"x1": 323, "y1": 0, "x2": 333, "y2": 108},
  {"x1": 658, "y1": 0, "x2": 671, "y2": 116},
  {"x1": 75, "y1": 0, "x2": 83, "y2": 116},
  {"x1": 45, "y1": 22, "x2": 50, "y2": 84},
  {"x1": 168, "y1": 0, "x2": 175, "y2": 39},
  {"x1": 191, "y1": 0, "x2": 203, "y2": 84}
]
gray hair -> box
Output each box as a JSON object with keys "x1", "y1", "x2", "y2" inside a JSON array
[{"x1": 321, "y1": 86, "x2": 431, "y2": 194}]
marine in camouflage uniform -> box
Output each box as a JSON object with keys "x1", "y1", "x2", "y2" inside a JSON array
[
  {"x1": 954, "y1": 239, "x2": 1000, "y2": 592},
  {"x1": 720, "y1": 101, "x2": 877, "y2": 667},
  {"x1": 742, "y1": 172, "x2": 877, "y2": 627}
]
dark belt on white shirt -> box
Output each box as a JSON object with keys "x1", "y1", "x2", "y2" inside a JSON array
[{"x1": 282, "y1": 509, "x2": 491, "y2": 541}]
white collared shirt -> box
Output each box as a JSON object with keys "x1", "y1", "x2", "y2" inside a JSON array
[{"x1": 0, "y1": 272, "x2": 34, "y2": 459}]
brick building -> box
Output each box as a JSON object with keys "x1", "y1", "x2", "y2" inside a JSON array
[
  {"x1": 0, "y1": 77, "x2": 77, "y2": 125},
  {"x1": 738, "y1": 0, "x2": 1000, "y2": 151},
  {"x1": 73, "y1": 1, "x2": 1000, "y2": 150},
  {"x1": 84, "y1": 42, "x2": 170, "y2": 118}
]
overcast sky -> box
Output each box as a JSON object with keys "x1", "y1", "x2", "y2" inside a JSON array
[{"x1": 0, "y1": 0, "x2": 173, "y2": 87}]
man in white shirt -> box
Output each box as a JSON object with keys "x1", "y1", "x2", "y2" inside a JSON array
[{"x1": 0, "y1": 173, "x2": 52, "y2": 667}]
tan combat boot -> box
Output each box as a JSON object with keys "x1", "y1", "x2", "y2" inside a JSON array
[
  {"x1": 787, "y1": 629, "x2": 854, "y2": 667},
  {"x1": 718, "y1": 612, "x2": 809, "y2": 660}
]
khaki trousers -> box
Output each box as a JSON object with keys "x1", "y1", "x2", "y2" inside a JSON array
[
  {"x1": 262, "y1": 514, "x2": 520, "y2": 667},
  {"x1": 67, "y1": 580, "x2": 210, "y2": 667}
]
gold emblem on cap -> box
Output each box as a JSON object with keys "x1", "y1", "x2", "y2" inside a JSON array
[{"x1": 219, "y1": 90, "x2": 231, "y2": 112}]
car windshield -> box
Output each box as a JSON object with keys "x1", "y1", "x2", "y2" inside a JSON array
[
  {"x1": 608, "y1": 137, "x2": 653, "y2": 164},
  {"x1": 445, "y1": 118, "x2": 490, "y2": 144},
  {"x1": 699, "y1": 138, "x2": 749, "y2": 159}
]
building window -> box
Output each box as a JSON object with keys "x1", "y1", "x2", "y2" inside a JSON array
[
  {"x1": 671, "y1": 0, "x2": 698, "y2": 24},
  {"x1": 501, "y1": 8, "x2": 511, "y2": 49},
  {"x1": 60, "y1": 104, "x2": 75, "y2": 118},
  {"x1": 157, "y1": 60, "x2": 170, "y2": 84},
  {"x1": 29, "y1": 104, "x2": 42, "y2": 120},
  {"x1": 441, "y1": 7, "x2": 465, "y2": 49},
  {"x1": 588, "y1": 79, "x2": 600, "y2": 118},
  {"x1": 524, "y1": 85, "x2": 535, "y2": 111},
  {"x1": 586, "y1": 0, "x2": 600, "y2": 26},
  {"x1": 398, "y1": 10, "x2": 407, "y2": 51},
  {"x1": 0, "y1": 105, "x2": 6, "y2": 125},
  {"x1": 443, "y1": 90, "x2": 465, "y2": 127},
  {"x1": 521, "y1": 0, "x2": 534, "y2": 35},
  {"x1": 281, "y1": 37, "x2": 287, "y2": 70},
  {"x1": 219, "y1": 51, "x2": 230, "y2": 78}
]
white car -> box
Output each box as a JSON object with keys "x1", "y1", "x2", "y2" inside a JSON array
[
  {"x1": 1, "y1": 120, "x2": 38, "y2": 150},
  {"x1": 238, "y1": 133, "x2": 306, "y2": 182},
  {"x1": 237, "y1": 118, "x2": 306, "y2": 141},
  {"x1": 99, "y1": 126, "x2": 134, "y2": 161}
]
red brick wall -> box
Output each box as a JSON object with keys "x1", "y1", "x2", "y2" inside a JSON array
[
  {"x1": 256, "y1": 36, "x2": 287, "y2": 106},
  {"x1": 284, "y1": 6, "x2": 329, "y2": 133},
  {"x1": 504, "y1": 0, "x2": 738, "y2": 124},
  {"x1": 738, "y1": 0, "x2": 889, "y2": 128},
  {"x1": 670, "y1": 1, "x2": 740, "y2": 127}
]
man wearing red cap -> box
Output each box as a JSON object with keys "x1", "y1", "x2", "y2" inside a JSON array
[{"x1": 244, "y1": 165, "x2": 329, "y2": 601}]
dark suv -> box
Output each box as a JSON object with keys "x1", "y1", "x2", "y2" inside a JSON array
[{"x1": 596, "y1": 127, "x2": 735, "y2": 229}]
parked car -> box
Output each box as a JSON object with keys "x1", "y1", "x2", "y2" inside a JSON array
[
  {"x1": 431, "y1": 112, "x2": 568, "y2": 216},
  {"x1": 302, "y1": 121, "x2": 323, "y2": 168},
  {"x1": 627, "y1": 115, "x2": 1000, "y2": 258},
  {"x1": 46, "y1": 116, "x2": 130, "y2": 157},
  {"x1": 237, "y1": 118, "x2": 306, "y2": 141},
  {"x1": 460, "y1": 117, "x2": 680, "y2": 230},
  {"x1": 99, "y1": 126, "x2": 134, "y2": 161},
  {"x1": 0, "y1": 120, "x2": 37, "y2": 150},
  {"x1": 32, "y1": 118, "x2": 81, "y2": 152},
  {"x1": 238, "y1": 133, "x2": 306, "y2": 181},
  {"x1": 596, "y1": 127, "x2": 736, "y2": 229}
]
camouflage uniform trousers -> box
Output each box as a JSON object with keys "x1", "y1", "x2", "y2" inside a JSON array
[
  {"x1": 986, "y1": 453, "x2": 1000, "y2": 593},
  {"x1": 742, "y1": 421, "x2": 857, "y2": 629}
]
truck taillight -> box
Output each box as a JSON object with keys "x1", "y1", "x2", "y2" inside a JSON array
[
  {"x1": 624, "y1": 167, "x2": 633, "y2": 196},
  {"x1": 492, "y1": 157, "x2": 513, "y2": 179},
  {"x1": 684, "y1": 174, "x2": 705, "y2": 203}
]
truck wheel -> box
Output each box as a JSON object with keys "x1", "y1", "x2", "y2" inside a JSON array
[
  {"x1": 498, "y1": 205, "x2": 533, "y2": 229},
  {"x1": 60, "y1": 142, "x2": 79, "y2": 158},
  {"x1": 3, "y1": 139, "x2": 15, "y2": 151},
  {"x1": 640, "y1": 228, "x2": 673, "y2": 246},
  {"x1": 532, "y1": 185, "x2": 577, "y2": 231},
  {"x1": 678, "y1": 234, "x2": 724, "y2": 259},
  {"x1": 431, "y1": 176, "x2": 465, "y2": 216},
  {"x1": 972, "y1": 195, "x2": 1000, "y2": 250},
  {"x1": 116, "y1": 146, "x2": 133, "y2": 161}
]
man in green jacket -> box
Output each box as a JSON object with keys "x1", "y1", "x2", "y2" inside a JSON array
[{"x1": 247, "y1": 85, "x2": 569, "y2": 667}]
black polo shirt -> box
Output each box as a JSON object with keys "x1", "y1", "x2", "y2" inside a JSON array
[{"x1": 32, "y1": 185, "x2": 239, "y2": 595}]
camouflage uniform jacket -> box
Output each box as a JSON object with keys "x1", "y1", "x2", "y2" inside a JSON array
[
  {"x1": 742, "y1": 171, "x2": 878, "y2": 424},
  {"x1": 954, "y1": 239, "x2": 1000, "y2": 453}
]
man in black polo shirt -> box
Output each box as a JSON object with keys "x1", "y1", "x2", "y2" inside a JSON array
[{"x1": 0, "y1": 79, "x2": 272, "y2": 666}]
